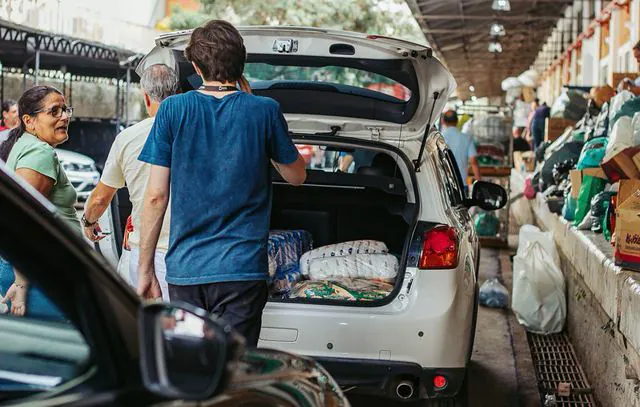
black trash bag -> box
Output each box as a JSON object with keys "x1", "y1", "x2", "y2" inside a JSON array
[
  {"x1": 551, "y1": 90, "x2": 591, "y2": 121},
  {"x1": 539, "y1": 141, "x2": 584, "y2": 192},
  {"x1": 590, "y1": 191, "x2": 616, "y2": 233},
  {"x1": 552, "y1": 159, "x2": 577, "y2": 186},
  {"x1": 535, "y1": 141, "x2": 552, "y2": 163}
]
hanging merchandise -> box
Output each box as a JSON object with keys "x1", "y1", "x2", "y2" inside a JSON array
[
  {"x1": 512, "y1": 230, "x2": 566, "y2": 334},
  {"x1": 573, "y1": 175, "x2": 607, "y2": 226},
  {"x1": 474, "y1": 211, "x2": 500, "y2": 237},
  {"x1": 479, "y1": 278, "x2": 510, "y2": 308},
  {"x1": 576, "y1": 137, "x2": 608, "y2": 169}
]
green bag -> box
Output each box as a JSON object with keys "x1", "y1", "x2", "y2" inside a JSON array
[
  {"x1": 474, "y1": 212, "x2": 500, "y2": 237},
  {"x1": 573, "y1": 176, "x2": 607, "y2": 226}
]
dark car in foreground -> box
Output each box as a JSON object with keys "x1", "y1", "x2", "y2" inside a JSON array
[{"x1": 0, "y1": 162, "x2": 348, "y2": 407}]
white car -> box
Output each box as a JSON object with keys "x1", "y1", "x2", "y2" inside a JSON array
[
  {"x1": 55, "y1": 149, "x2": 100, "y2": 201},
  {"x1": 104, "y1": 27, "x2": 507, "y2": 403}
]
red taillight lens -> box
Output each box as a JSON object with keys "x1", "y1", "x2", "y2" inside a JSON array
[
  {"x1": 433, "y1": 375, "x2": 447, "y2": 390},
  {"x1": 419, "y1": 226, "x2": 459, "y2": 269}
]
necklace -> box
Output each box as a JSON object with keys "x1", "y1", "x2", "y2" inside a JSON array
[{"x1": 199, "y1": 85, "x2": 239, "y2": 92}]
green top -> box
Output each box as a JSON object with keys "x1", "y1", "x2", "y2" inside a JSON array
[{"x1": 6, "y1": 133, "x2": 80, "y2": 232}]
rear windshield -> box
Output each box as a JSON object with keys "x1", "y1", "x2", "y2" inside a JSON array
[
  {"x1": 296, "y1": 144, "x2": 401, "y2": 178},
  {"x1": 245, "y1": 63, "x2": 412, "y2": 102}
]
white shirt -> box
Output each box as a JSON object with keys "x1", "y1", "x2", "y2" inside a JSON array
[
  {"x1": 101, "y1": 118, "x2": 171, "y2": 251},
  {"x1": 513, "y1": 100, "x2": 531, "y2": 128}
]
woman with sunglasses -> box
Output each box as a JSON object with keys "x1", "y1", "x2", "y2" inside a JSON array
[{"x1": 0, "y1": 85, "x2": 77, "y2": 317}]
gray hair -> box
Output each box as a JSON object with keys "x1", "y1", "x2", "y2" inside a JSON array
[{"x1": 140, "y1": 64, "x2": 178, "y2": 102}]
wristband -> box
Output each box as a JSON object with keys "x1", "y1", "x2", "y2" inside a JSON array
[{"x1": 81, "y1": 215, "x2": 96, "y2": 228}]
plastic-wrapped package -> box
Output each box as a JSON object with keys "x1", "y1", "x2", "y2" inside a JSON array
[
  {"x1": 512, "y1": 232, "x2": 566, "y2": 334},
  {"x1": 603, "y1": 113, "x2": 640, "y2": 164},
  {"x1": 550, "y1": 89, "x2": 590, "y2": 121},
  {"x1": 479, "y1": 278, "x2": 510, "y2": 308},
  {"x1": 289, "y1": 279, "x2": 394, "y2": 301},
  {"x1": 470, "y1": 115, "x2": 510, "y2": 145},
  {"x1": 576, "y1": 137, "x2": 608, "y2": 169},
  {"x1": 300, "y1": 240, "x2": 388, "y2": 275},
  {"x1": 552, "y1": 159, "x2": 575, "y2": 186},
  {"x1": 608, "y1": 91, "x2": 635, "y2": 126},
  {"x1": 592, "y1": 102, "x2": 610, "y2": 139},
  {"x1": 307, "y1": 253, "x2": 398, "y2": 281},
  {"x1": 562, "y1": 195, "x2": 577, "y2": 221},
  {"x1": 268, "y1": 230, "x2": 313, "y2": 294},
  {"x1": 610, "y1": 96, "x2": 640, "y2": 132}
]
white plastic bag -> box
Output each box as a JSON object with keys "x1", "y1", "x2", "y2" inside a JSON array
[
  {"x1": 512, "y1": 238, "x2": 566, "y2": 334},
  {"x1": 516, "y1": 225, "x2": 559, "y2": 266},
  {"x1": 307, "y1": 253, "x2": 398, "y2": 281},
  {"x1": 300, "y1": 240, "x2": 388, "y2": 275},
  {"x1": 603, "y1": 115, "x2": 634, "y2": 163}
]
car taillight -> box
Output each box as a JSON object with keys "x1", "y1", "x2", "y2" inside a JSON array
[{"x1": 418, "y1": 225, "x2": 459, "y2": 269}]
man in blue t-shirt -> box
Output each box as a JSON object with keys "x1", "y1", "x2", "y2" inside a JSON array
[
  {"x1": 137, "y1": 20, "x2": 306, "y2": 346},
  {"x1": 441, "y1": 110, "x2": 481, "y2": 191}
]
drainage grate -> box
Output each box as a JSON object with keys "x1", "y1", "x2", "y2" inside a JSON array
[{"x1": 528, "y1": 332, "x2": 598, "y2": 406}]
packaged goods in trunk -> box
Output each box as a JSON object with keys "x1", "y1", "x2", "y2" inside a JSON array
[
  {"x1": 300, "y1": 240, "x2": 389, "y2": 274},
  {"x1": 289, "y1": 279, "x2": 394, "y2": 301},
  {"x1": 306, "y1": 253, "x2": 398, "y2": 282},
  {"x1": 268, "y1": 230, "x2": 313, "y2": 294},
  {"x1": 615, "y1": 180, "x2": 640, "y2": 271}
]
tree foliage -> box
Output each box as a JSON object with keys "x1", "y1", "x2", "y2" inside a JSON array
[{"x1": 167, "y1": 0, "x2": 425, "y2": 45}]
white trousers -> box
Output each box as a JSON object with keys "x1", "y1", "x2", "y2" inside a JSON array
[{"x1": 119, "y1": 247, "x2": 169, "y2": 301}]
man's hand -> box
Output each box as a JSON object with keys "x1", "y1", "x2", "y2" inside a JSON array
[
  {"x1": 1, "y1": 283, "x2": 27, "y2": 316},
  {"x1": 84, "y1": 223, "x2": 107, "y2": 242},
  {"x1": 137, "y1": 270, "x2": 162, "y2": 300}
]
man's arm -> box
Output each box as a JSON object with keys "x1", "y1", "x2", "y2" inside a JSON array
[
  {"x1": 470, "y1": 156, "x2": 482, "y2": 182},
  {"x1": 83, "y1": 182, "x2": 117, "y2": 241},
  {"x1": 137, "y1": 165, "x2": 170, "y2": 299},
  {"x1": 272, "y1": 154, "x2": 307, "y2": 186},
  {"x1": 338, "y1": 154, "x2": 354, "y2": 172}
]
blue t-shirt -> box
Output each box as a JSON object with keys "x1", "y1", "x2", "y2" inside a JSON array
[
  {"x1": 139, "y1": 91, "x2": 299, "y2": 285},
  {"x1": 441, "y1": 126, "x2": 477, "y2": 182}
]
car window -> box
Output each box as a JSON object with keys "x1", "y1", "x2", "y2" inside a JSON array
[
  {"x1": 296, "y1": 144, "x2": 401, "y2": 177},
  {"x1": 0, "y1": 256, "x2": 91, "y2": 403},
  {"x1": 245, "y1": 63, "x2": 412, "y2": 102},
  {"x1": 437, "y1": 147, "x2": 465, "y2": 207}
]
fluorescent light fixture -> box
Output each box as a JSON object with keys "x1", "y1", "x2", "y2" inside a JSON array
[
  {"x1": 490, "y1": 23, "x2": 506, "y2": 36},
  {"x1": 488, "y1": 41, "x2": 503, "y2": 53},
  {"x1": 469, "y1": 85, "x2": 475, "y2": 92},
  {"x1": 492, "y1": 0, "x2": 511, "y2": 11}
]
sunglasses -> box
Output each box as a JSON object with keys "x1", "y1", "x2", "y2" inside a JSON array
[{"x1": 33, "y1": 105, "x2": 74, "y2": 119}]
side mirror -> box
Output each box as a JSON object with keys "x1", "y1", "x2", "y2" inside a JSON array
[
  {"x1": 138, "y1": 302, "x2": 236, "y2": 401},
  {"x1": 467, "y1": 181, "x2": 507, "y2": 211}
]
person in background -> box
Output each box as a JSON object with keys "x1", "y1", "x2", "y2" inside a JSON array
[
  {"x1": 0, "y1": 86, "x2": 77, "y2": 318},
  {"x1": 0, "y1": 99, "x2": 19, "y2": 142},
  {"x1": 620, "y1": 41, "x2": 640, "y2": 95},
  {"x1": 82, "y1": 64, "x2": 179, "y2": 301},
  {"x1": 441, "y1": 110, "x2": 481, "y2": 191},
  {"x1": 512, "y1": 94, "x2": 530, "y2": 137},
  {"x1": 137, "y1": 20, "x2": 306, "y2": 347},
  {"x1": 530, "y1": 101, "x2": 550, "y2": 151}
]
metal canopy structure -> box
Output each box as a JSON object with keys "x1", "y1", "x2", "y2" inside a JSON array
[
  {"x1": 0, "y1": 19, "x2": 142, "y2": 128},
  {"x1": 407, "y1": 0, "x2": 573, "y2": 98}
]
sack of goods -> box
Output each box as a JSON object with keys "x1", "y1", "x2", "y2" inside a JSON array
[
  {"x1": 470, "y1": 115, "x2": 510, "y2": 145},
  {"x1": 268, "y1": 230, "x2": 313, "y2": 294},
  {"x1": 289, "y1": 279, "x2": 394, "y2": 302},
  {"x1": 300, "y1": 240, "x2": 393, "y2": 278},
  {"x1": 512, "y1": 226, "x2": 566, "y2": 334}
]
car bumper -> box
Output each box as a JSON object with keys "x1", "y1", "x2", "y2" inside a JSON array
[{"x1": 315, "y1": 357, "x2": 466, "y2": 400}]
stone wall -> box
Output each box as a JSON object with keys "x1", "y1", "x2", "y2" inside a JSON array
[{"x1": 2, "y1": 74, "x2": 146, "y2": 122}]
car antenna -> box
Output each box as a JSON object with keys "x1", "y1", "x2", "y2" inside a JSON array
[{"x1": 413, "y1": 91, "x2": 440, "y2": 172}]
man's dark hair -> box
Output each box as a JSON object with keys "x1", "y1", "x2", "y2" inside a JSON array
[
  {"x1": 184, "y1": 20, "x2": 246, "y2": 83},
  {"x1": 534, "y1": 98, "x2": 540, "y2": 105},
  {"x1": 634, "y1": 40, "x2": 640, "y2": 51},
  {"x1": 442, "y1": 110, "x2": 458, "y2": 126}
]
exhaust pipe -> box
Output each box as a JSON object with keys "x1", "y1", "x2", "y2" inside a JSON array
[{"x1": 395, "y1": 380, "x2": 415, "y2": 400}]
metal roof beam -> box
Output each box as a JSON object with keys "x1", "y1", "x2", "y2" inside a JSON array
[{"x1": 416, "y1": 14, "x2": 578, "y2": 21}]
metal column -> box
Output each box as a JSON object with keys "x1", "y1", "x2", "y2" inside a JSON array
[
  {"x1": 125, "y1": 67, "x2": 131, "y2": 127},
  {"x1": 115, "y1": 75, "x2": 121, "y2": 132},
  {"x1": 34, "y1": 50, "x2": 40, "y2": 86}
]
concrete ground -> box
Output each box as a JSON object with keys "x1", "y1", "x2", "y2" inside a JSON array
[{"x1": 348, "y1": 248, "x2": 541, "y2": 407}]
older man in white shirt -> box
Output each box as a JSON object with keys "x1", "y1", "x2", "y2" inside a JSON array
[{"x1": 82, "y1": 64, "x2": 177, "y2": 300}]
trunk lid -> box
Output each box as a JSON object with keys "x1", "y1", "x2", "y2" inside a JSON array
[{"x1": 136, "y1": 26, "x2": 456, "y2": 155}]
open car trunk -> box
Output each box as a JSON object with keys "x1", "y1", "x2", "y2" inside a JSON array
[{"x1": 266, "y1": 141, "x2": 418, "y2": 305}]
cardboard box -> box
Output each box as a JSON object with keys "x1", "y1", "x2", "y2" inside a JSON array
[
  {"x1": 569, "y1": 168, "x2": 607, "y2": 198},
  {"x1": 545, "y1": 118, "x2": 577, "y2": 143},
  {"x1": 522, "y1": 87, "x2": 536, "y2": 103},
  {"x1": 601, "y1": 146, "x2": 640, "y2": 182},
  {"x1": 615, "y1": 179, "x2": 640, "y2": 272},
  {"x1": 612, "y1": 72, "x2": 639, "y2": 88},
  {"x1": 513, "y1": 151, "x2": 536, "y2": 172}
]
